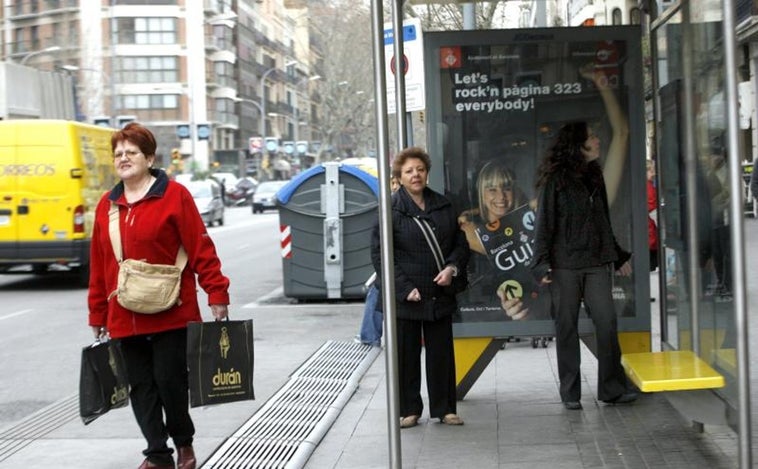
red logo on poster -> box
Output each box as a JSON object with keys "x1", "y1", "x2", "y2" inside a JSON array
[
  {"x1": 390, "y1": 54, "x2": 409, "y2": 75},
  {"x1": 440, "y1": 46, "x2": 461, "y2": 69},
  {"x1": 594, "y1": 40, "x2": 620, "y2": 88}
]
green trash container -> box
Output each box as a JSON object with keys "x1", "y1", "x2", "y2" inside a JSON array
[{"x1": 276, "y1": 162, "x2": 379, "y2": 299}]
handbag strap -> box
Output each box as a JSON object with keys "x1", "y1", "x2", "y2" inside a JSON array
[
  {"x1": 108, "y1": 202, "x2": 188, "y2": 270},
  {"x1": 411, "y1": 217, "x2": 445, "y2": 272}
]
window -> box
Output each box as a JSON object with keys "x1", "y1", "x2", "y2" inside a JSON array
[
  {"x1": 114, "y1": 0, "x2": 176, "y2": 4},
  {"x1": 630, "y1": 8, "x2": 641, "y2": 25},
  {"x1": 612, "y1": 8, "x2": 623, "y2": 25},
  {"x1": 116, "y1": 56, "x2": 178, "y2": 83},
  {"x1": 30, "y1": 26, "x2": 39, "y2": 49},
  {"x1": 116, "y1": 17, "x2": 176, "y2": 45},
  {"x1": 14, "y1": 29, "x2": 23, "y2": 53},
  {"x1": 120, "y1": 94, "x2": 178, "y2": 110}
]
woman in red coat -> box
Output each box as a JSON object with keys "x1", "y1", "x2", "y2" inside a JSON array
[{"x1": 87, "y1": 122, "x2": 230, "y2": 469}]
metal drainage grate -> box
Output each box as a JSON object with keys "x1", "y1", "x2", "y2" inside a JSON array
[
  {"x1": 201, "y1": 340, "x2": 380, "y2": 469},
  {"x1": 0, "y1": 394, "x2": 79, "y2": 462}
]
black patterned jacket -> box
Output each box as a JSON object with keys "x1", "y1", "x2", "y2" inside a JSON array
[{"x1": 371, "y1": 185, "x2": 469, "y2": 321}]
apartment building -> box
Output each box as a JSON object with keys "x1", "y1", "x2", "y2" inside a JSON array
[{"x1": 1, "y1": 0, "x2": 322, "y2": 173}]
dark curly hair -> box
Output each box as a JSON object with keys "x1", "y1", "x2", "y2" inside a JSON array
[
  {"x1": 535, "y1": 121, "x2": 600, "y2": 190},
  {"x1": 391, "y1": 147, "x2": 431, "y2": 181}
]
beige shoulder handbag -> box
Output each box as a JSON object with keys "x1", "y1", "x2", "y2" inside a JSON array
[{"x1": 106, "y1": 203, "x2": 187, "y2": 314}]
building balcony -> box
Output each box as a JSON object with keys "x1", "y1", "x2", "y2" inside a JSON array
[
  {"x1": 7, "y1": 0, "x2": 78, "y2": 19},
  {"x1": 209, "y1": 110, "x2": 239, "y2": 129}
]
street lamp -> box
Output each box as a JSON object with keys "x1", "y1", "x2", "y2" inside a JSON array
[
  {"x1": 233, "y1": 97, "x2": 264, "y2": 136},
  {"x1": 260, "y1": 60, "x2": 297, "y2": 137},
  {"x1": 19, "y1": 46, "x2": 61, "y2": 65},
  {"x1": 61, "y1": 65, "x2": 112, "y2": 123}
]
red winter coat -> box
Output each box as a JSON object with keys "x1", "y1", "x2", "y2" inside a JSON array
[
  {"x1": 647, "y1": 179, "x2": 658, "y2": 251},
  {"x1": 88, "y1": 169, "x2": 230, "y2": 339}
]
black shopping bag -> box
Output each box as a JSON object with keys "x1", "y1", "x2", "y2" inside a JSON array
[
  {"x1": 187, "y1": 319, "x2": 255, "y2": 407},
  {"x1": 79, "y1": 340, "x2": 129, "y2": 425}
]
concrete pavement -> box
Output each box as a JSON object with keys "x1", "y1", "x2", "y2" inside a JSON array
[{"x1": 1, "y1": 248, "x2": 754, "y2": 469}]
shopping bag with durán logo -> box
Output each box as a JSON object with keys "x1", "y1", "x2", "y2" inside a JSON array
[
  {"x1": 79, "y1": 339, "x2": 129, "y2": 425},
  {"x1": 187, "y1": 319, "x2": 255, "y2": 407}
]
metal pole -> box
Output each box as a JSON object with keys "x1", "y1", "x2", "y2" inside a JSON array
[
  {"x1": 391, "y1": 0, "x2": 407, "y2": 149},
  {"x1": 110, "y1": 0, "x2": 117, "y2": 126},
  {"x1": 680, "y1": 2, "x2": 701, "y2": 356},
  {"x1": 722, "y1": 1, "x2": 752, "y2": 466},
  {"x1": 370, "y1": 0, "x2": 401, "y2": 466}
]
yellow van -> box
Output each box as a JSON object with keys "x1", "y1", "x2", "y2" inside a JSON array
[{"x1": 0, "y1": 120, "x2": 117, "y2": 285}]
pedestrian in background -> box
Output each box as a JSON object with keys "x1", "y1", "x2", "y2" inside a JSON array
[
  {"x1": 356, "y1": 176, "x2": 399, "y2": 347},
  {"x1": 87, "y1": 122, "x2": 230, "y2": 469},
  {"x1": 532, "y1": 120, "x2": 636, "y2": 411},
  {"x1": 371, "y1": 147, "x2": 469, "y2": 428},
  {"x1": 647, "y1": 159, "x2": 659, "y2": 272}
]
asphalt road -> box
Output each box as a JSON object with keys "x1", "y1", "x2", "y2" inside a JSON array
[{"x1": 0, "y1": 206, "x2": 290, "y2": 428}]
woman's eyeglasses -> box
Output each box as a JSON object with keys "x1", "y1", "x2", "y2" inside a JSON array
[{"x1": 113, "y1": 150, "x2": 142, "y2": 160}]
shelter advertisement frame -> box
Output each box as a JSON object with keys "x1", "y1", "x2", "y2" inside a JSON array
[{"x1": 422, "y1": 26, "x2": 649, "y2": 339}]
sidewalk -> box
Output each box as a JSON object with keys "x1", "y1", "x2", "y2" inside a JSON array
[
  {"x1": 0, "y1": 299, "x2": 743, "y2": 469},
  {"x1": 306, "y1": 338, "x2": 739, "y2": 469}
]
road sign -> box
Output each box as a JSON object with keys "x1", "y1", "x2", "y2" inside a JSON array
[
  {"x1": 197, "y1": 124, "x2": 211, "y2": 141},
  {"x1": 384, "y1": 17, "x2": 425, "y2": 114},
  {"x1": 249, "y1": 136, "x2": 263, "y2": 153},
  {"x1": 176, "y1": 124, "x2": 190, "y2": 139}
]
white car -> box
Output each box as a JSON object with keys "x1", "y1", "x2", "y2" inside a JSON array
[
  {"x1": 252, "y1": 180, "x2": 290, "y2": 214},
  {"x1": 182, "y1": 179, "x2": 225, "y2": 227}
]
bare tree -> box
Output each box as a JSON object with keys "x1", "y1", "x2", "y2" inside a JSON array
[
  {"x1": 309, "y1": 0, "x2": 375, "y2": 160},
  {"x1": 406, "y1": 1, "x2": 514, "y2": 31}
]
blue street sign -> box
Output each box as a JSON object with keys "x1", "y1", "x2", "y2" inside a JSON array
[
  {"x1": 176, "y1": 124, "x2": 190, "y2": 139},
  {"x1": 197, "y1": 124, "x2": 211, "y2": 140}
]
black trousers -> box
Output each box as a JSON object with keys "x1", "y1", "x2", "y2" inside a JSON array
[
  {"x1": 550, "y1": 264, "x2": 628, "y2": 403},
  {"x1": 397, "y1": 315, "x2": 457, "y2": 419},
  {"x1": 118, "y1": 328, "x2": 194, "y2": 465}
]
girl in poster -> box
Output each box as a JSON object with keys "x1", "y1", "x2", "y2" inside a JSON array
[{"x1": 458, "y1": 162, "x2": 550, "y2": 321}]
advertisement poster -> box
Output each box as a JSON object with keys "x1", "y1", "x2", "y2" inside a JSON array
[{"x1": 423, "y1": 27, "x2": 645, "y2": 336}]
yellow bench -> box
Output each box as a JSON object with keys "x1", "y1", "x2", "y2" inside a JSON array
[{"x1": 621, "y1": 351, "x2": 725, "y2": 392}]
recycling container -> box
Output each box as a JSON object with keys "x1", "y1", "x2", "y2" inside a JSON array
[{"x1": 276, "y1": 162, "x2": 379, "y2": 299}]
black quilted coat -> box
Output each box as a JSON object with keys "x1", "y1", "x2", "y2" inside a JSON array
[{"x1": 371, "y1": 185, "x2": 469, "y2": 321}]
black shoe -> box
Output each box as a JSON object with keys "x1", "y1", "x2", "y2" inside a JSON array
[
  {"x1": 603, "y1": 392, "x2": 638, "y2": 405},
  {"x1": 563, "y1": 401, "x2": 583, "y2": 410}
]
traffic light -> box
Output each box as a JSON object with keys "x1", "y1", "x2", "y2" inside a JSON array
[
  {"x1": 264, "y1": 137, "x2": 279, "y2": 155},
  {"x1": 117, "y1": 115, "x2": 137, "y2": 128},
  {"x1": 92, "y1": 116, "x2": 111, "y2": 127},
  {"x1": 419, "y1": 110, "x2": 425, "y2": 123}
]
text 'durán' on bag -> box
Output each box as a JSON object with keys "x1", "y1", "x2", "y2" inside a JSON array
[
  {"x1": 187, "y1": 319, "x2": 255, "y2": 407},
  {"x1": 79, "y1": 340, "x2": 129, "y2": 425}
]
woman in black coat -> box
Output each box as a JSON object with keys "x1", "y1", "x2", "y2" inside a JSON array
[{"x1": 371, "y1": 147, "x2": 469, "y2": 428}]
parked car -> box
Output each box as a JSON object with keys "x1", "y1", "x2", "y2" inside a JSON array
[
  {"x1": 252, "y1": 179, "x2": 290, "y2": 214},
  {"x1": 181, "y1": 179, "x2": 225, "y2": 227},
  {"x1": 228, "y1": 177, "x2": 258, "y2": 206}
]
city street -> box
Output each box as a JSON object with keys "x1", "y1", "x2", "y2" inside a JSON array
[{"x1": 0, "y1": 206, "x2": 367, "y2": 468}]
